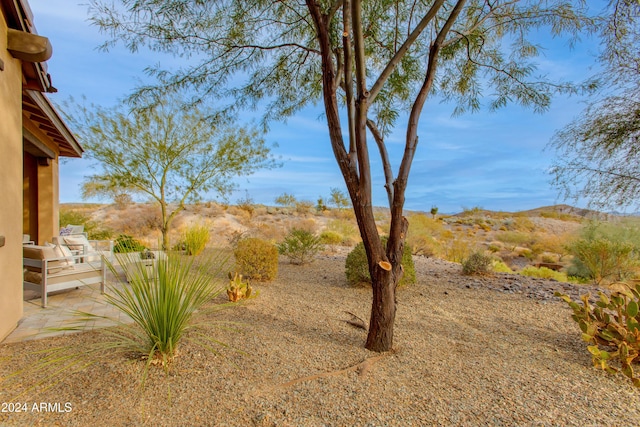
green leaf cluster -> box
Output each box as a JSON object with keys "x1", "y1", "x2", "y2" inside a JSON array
[
  {"x1": 277, "y1": 228, "x2": 324, "y2": 265},
  {"x1": 556, "y1": 284, "x2": 640, "y2": 387}
]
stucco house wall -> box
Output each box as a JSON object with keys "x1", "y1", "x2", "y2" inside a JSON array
[
  {"x1": 0, "y1": 0, "x2": 82, "y2": 341},
  {"x1": 0, "y1": 11, "x2": 26, "y2": 340}
]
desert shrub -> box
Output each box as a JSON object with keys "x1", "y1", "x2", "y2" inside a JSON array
[
  {"x1": 519, "y1": 248, "x2": 534, "y2": 260},
  {"x1": 345, "y1": 238, "x2": 415, "y2": 287},
  {"x1": 556, "y1": 285, "x2": 640, "y2": 387},
  {"x1": 443, "y1": 239, "x2": 473, "y2": 263},
  {"x1": 491, "y1": 260, "x2": 513, "y2": 273},
  {"x1": 495, "y1": 231, "x2": 531, "y2": 251},
  {"x1": 183, "y1": 223, "x2": 210, "y2": 256},
  {"x1": 409, "y1": 235, "x2": 442, "y2": 257},
  {"x1": 512, "y1": 216, "x2": 536, "y2": 232},
  {"x1": 278, "y1": 228, "x2": 324, "y2": 265},
  {"x1": 567, "y1": 238, "x2": 638, "y2": 285},
  {"x1": 234, "y1": 238, "x2": 278, "y2": 281},
  {"x1": 329, "y1": 188, "x2": 351, "y2": 210},
  {"x1": 539, "y1": 210, "x2": 583, "y2": 221},
  {"x1": 407, "y1": 213, "x2": 446, "y2": 256},
  {"x1": 460, "y1": 206, "x2": 483, "y2": 217},
  {"x1": 294, "y1": 200, "x2": 314, "y2": 214},
  {"x1": 327, "y1": 219, "x2": 360, "y2": 245},
  {"x1": 535, "y1": 233, "x2": 573, "y2": 261},
  {"x1": 488, "y1": 243, "x2": 501, "y2": 253},
  {"x1": 114, "y1": 234, "x2": 146, "y2": 253},
  {"x1": 316, "y1": 196, "x2": 328, "y2": 212},
  {"x1": 462, "y1": 252, "x2": 493, "y2": 275},
  {"x1": 236, "y1": 192, "x2": 255, "y2": 216},
  {"x1": 567, "y1": 222, "x2": 640, "y2": 285},
  {"x1": 320, "y1": 230, "x2": 343, "y2": 245},
  {"x1": 519, "y1": 266, "x2": 568, "y2": 282},
  {"x1": 113, "y1": 193, "x2": 132, "y2": 210},
  {"x1": 253, "y1": 222, "x2": 285, "y2": 242}
]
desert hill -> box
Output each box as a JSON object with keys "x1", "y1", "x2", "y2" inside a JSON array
[{"x1": 61, "y1": 202, "x2": 606, "y2": 275}]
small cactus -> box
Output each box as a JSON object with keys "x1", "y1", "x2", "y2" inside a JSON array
[
  {"x1": 227, "y1": 272, "x2": 254, "y2": 302},
  {"x1": 556, "y1": 283, "x2": 640, "y2": 387}
]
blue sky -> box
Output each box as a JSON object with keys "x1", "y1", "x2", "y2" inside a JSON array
[{"x1": 29, "y1": 1, "x2": 599, "y2": 213}]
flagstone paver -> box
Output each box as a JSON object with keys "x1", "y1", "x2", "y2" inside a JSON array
[{"x1": 2, "y1": 270, "x2": 134, "y2": 344}]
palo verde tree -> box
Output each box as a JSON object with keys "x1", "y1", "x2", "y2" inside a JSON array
[
  {"x1": 63, "y1": 95, "x2": 276, "y2": 250},
  {"x1": 549, "y1": 0, "x2": 640, "y2": 211},
  {"x1": 89, "y1": 0, "x2": 593, "y2": 351}
]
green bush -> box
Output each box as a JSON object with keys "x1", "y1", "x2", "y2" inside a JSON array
[
  {"x1": 495, "y1": 231, "x2": 531, "y2": 251},
  {"x1": 234, "y1": 238, "x2": 278, "y2": 281},
  {"x1": 345, "y1": 238, "x2": 415, "y2": 287},
  {"x1": 319, "y1": 230, "x2": 343, "y2": 245},
  {"x1": 519, "y1": 266, "x2": 568, "y2": 282},
  {"x1": 326, "y1": 219, "x2": 359, "y2": 245},
  {"x1": 183, "y1": 224, "x2": 210, "y2": 256},
  {"x1": 556, "y1": 285, "x2": 640, "y2": 387},
  {"x1": 113, "y1": 234, "x2": 146, "y2": 253},
  {"x1": 491, "y1": 260, "x2": 513, "y2": 273},
  {"x1": 568, "y1": 237, "x2": 638, "y2": 285},
  {"x1": 443, "y1": 239, "x2": 473, "y2": 263},
  {"x1": 462, "y1": 252, "x2": 493, "y2": 275},
  {"x1": 278, "y1": 228, "x2": 324, "y2": 264}
]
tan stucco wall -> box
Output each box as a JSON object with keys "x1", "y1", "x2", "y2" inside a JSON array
[
  {"x1": 37, "y1": 157, "x2": 60, "y2": 243},
  {"x1": 0, "y1": 13, "x2": 25, "y2": 341},
  {"x1": 23, "y1": 119, "x2": 61, "y2": 244}
]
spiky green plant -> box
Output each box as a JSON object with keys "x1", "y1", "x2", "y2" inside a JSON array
[
  {"x1": 183, "y1": 223, "x2": 210, "y2": 256},
  {"x1": 111, "y1": 251, "x2": 225, "y2": 364},
  {"x1": 3, "y1": 250, "x2": 230, "y2": 401}
]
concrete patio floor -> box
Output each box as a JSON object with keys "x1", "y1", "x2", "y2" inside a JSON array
[{"x1": 2, "y1": 269, "x2": 134, "y2": 344}]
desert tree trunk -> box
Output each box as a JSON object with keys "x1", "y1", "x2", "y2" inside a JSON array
[{"x1": 308, "y1": 0, "x2": 465, "y2": 351}]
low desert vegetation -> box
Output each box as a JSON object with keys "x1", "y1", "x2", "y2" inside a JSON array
[
  {"x1": 182, "y1": 223, "x2": 210, "y2": 256},
  {"x1": 462, "y1": 252, "x2": 493, "y2": 275},
  {"x1": 113, "y1": 234, "x2": 147, "y2": 253},
  {"x1": 567, "y1": 221, "x2": 640, "y2": 285},
  {"x1": 557, "y1": 284, "x2": 640, "y2": 387},
  {"x1": 234, "y1": 237, "x2": 278, "y2": 281},
  {"x1": 277, "y1": 228, "x2": 324, "y2": 265}
]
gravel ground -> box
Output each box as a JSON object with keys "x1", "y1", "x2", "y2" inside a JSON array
[{"x1": 1, "y1": 253, "x2": 639, "y2": 426}]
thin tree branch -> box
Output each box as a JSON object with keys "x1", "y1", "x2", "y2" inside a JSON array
[
  {"x1": 366, "y1": 119, "x2": 394, "y2": 206},
  {"x1": 369, "y1": 0, "x2": 446, "y2": 104}
]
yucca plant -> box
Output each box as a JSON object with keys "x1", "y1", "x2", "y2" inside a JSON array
[
  {"x1": 3, "y1": 250, "x2": 230, "y2": 402},
  {"x1": 111, "y1": 251, "x2": 225, "y2": 365}
]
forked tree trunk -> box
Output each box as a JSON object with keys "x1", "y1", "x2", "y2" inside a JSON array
[{"x1": 306, "y1": 0, "x2": 453, "y2": 352}]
